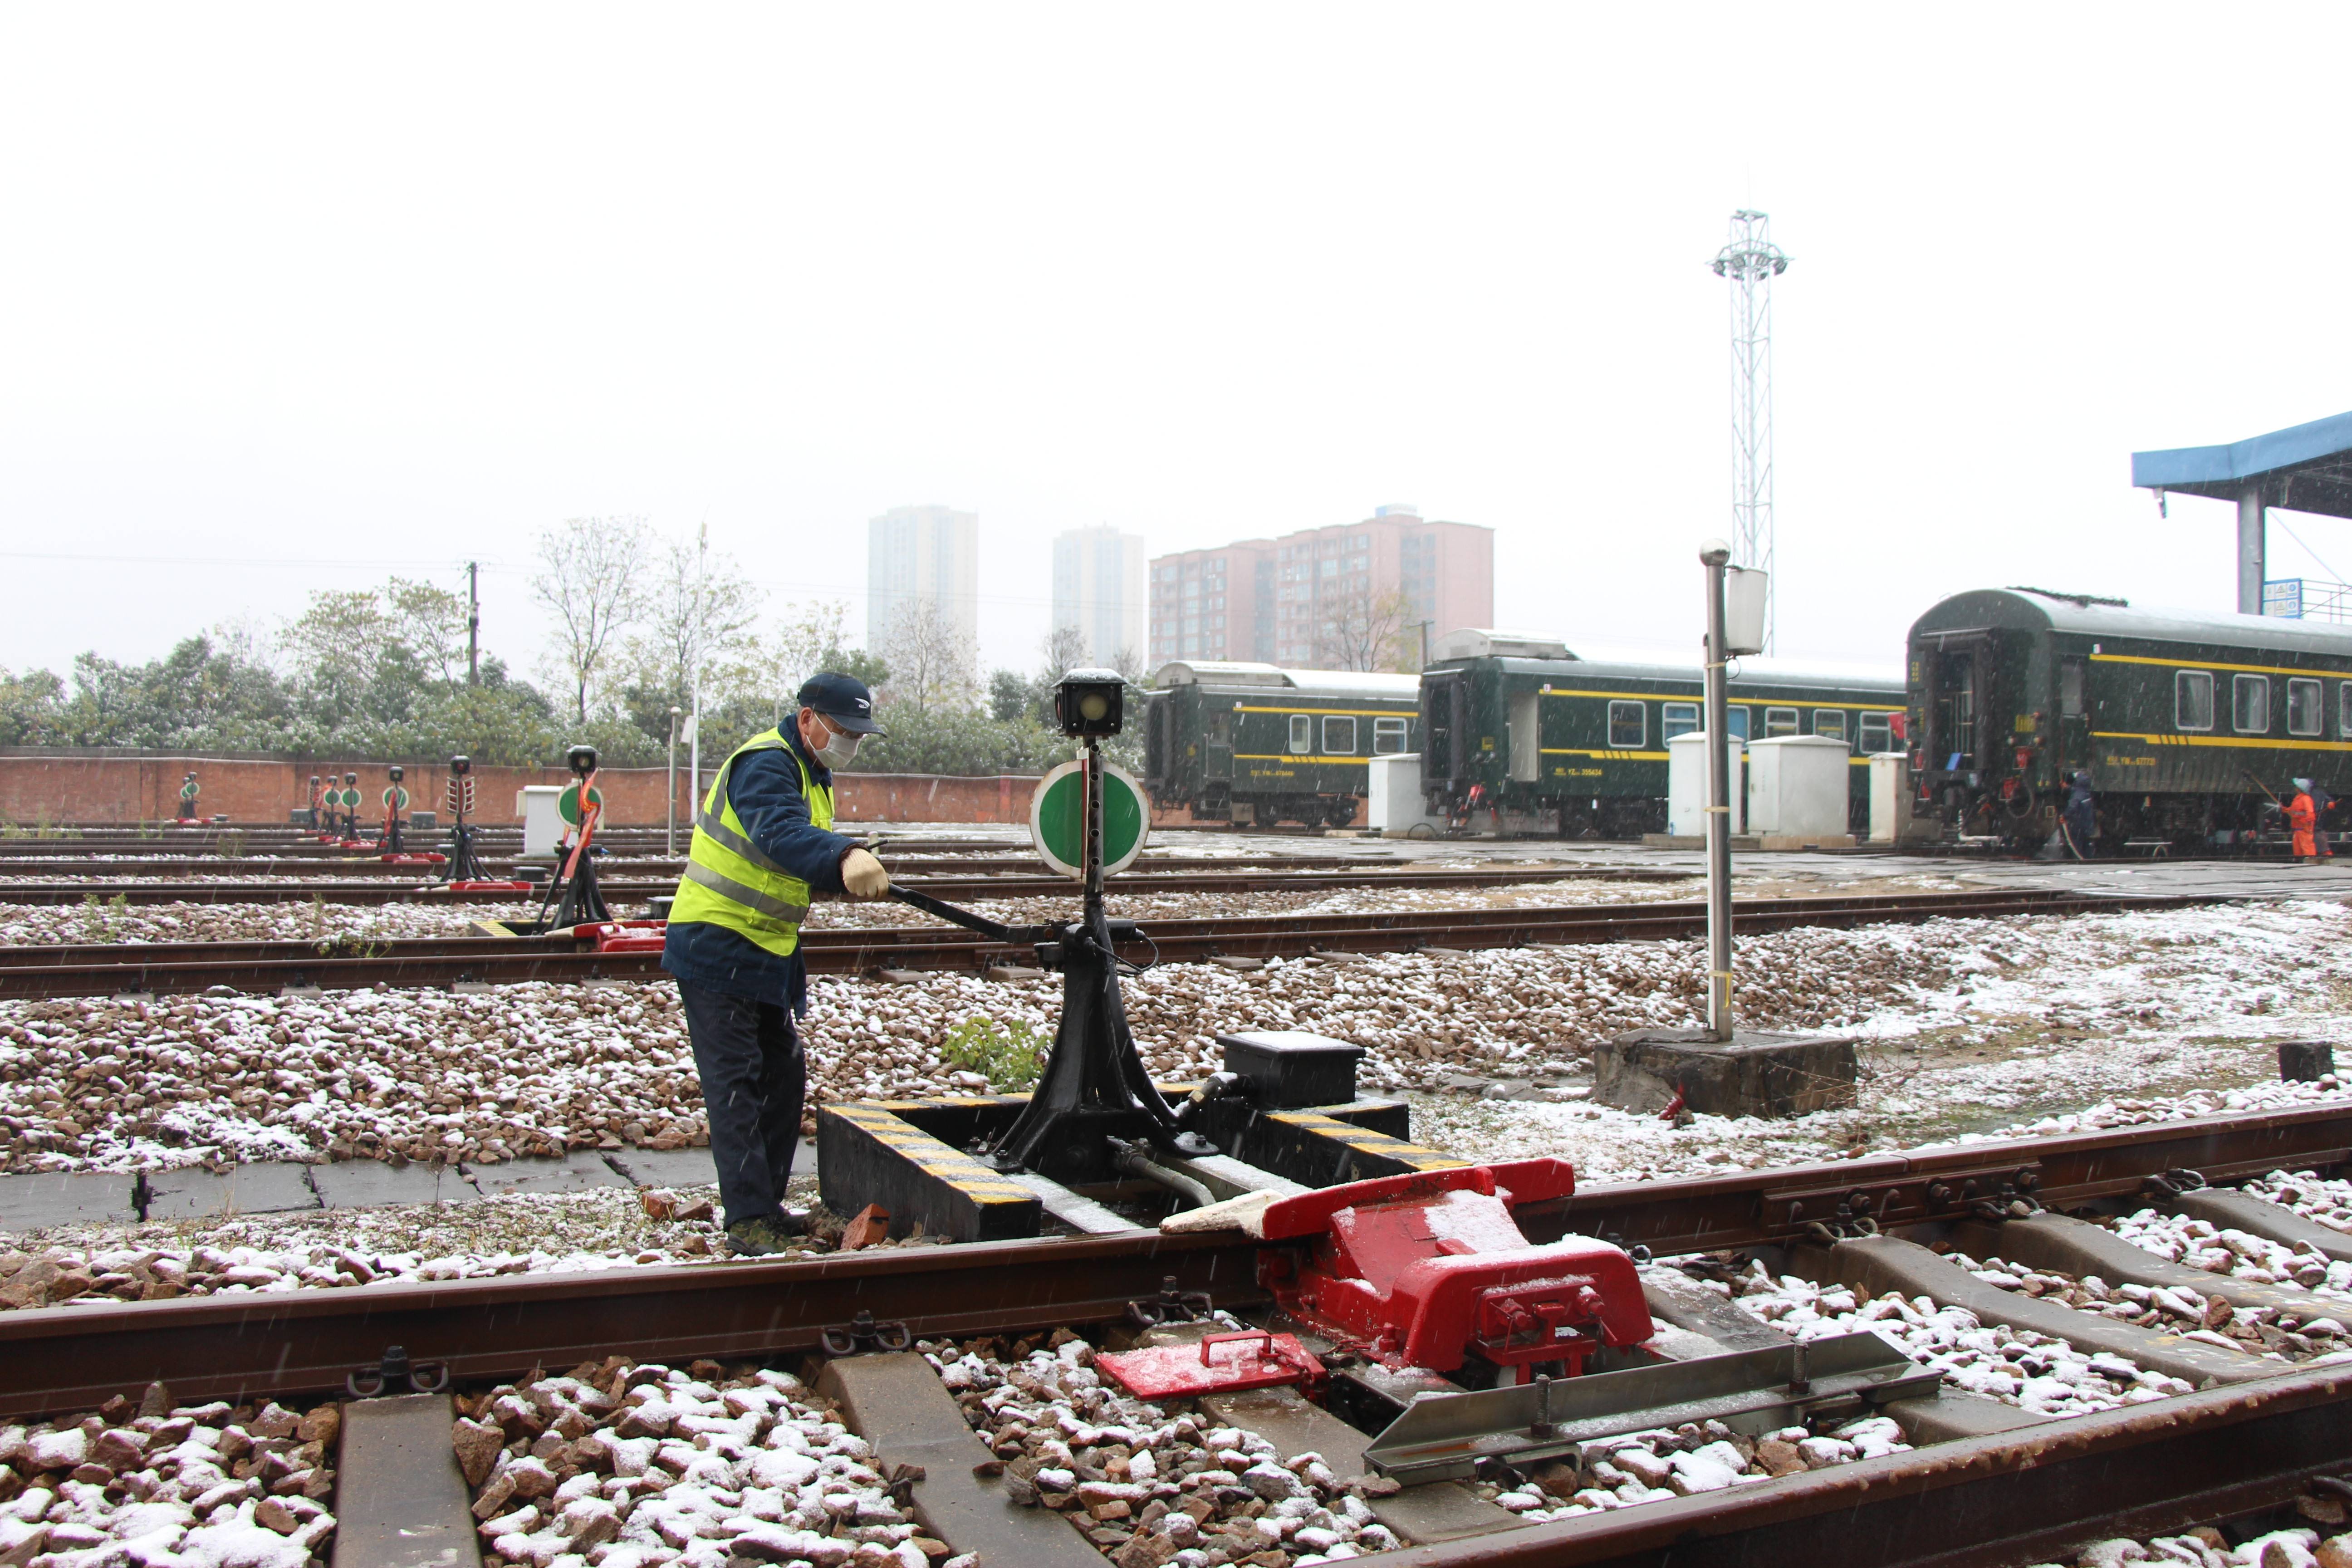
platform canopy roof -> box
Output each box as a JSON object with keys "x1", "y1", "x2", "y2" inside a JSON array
[{"x1": 2132, "y1": 409, "x2": 2352, "y2": 518}]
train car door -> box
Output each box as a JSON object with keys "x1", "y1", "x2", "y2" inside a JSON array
[
  {"x1": 1928, "y1": 638, "x2": 1987, "y2": 771},
  {"x1": 1423, "y1": 671, "x2": 1466, "y2": 786},
  {"x1": 1507, "y1": 689, "x2": 1540, "y2": 782},
  {"x1": 1205, "y1": 709, "x2": 1232, "y2": 780},
  {"x1": 2056, "y1": 656, "x2": 2089, "y2": 779}
]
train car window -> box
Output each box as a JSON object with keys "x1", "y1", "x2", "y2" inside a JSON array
[
  {"x1": 1288, "y1": 715, "x2": 1312, "y2": 754},
  {"x1": 1859, "y1": 712, "x2": 1894, "y2": 754},
  {"x1": 1813, "y1": 710, "x2": 1848, "y2": 743},
  {"x1": 2289, "y1": 678, "x2": 2323, "y2": 737},
  {"x1": 1323, "y1": 715, "x2": 1357, "y2": 754},
  {"x1": 1608, "y1": 701, "x2": 1645, "y2": 749},
  {"x1": 2176, "y1": 671, "x2": 2214, "y2": 731},
  {"x1": 2342, "y1": 682, "x2": 2352, "y2": 740},
  {"x1": 1764, "y1": 706, "x2": 1798, "y2": 738},
  {"x1": 2233, "y1": 674, "x2": 2270, "y2": 735},
  {"x1": 1725, "y1": 706, "x2": 1750, "y2": 741},
  {"x1": 1373, "y1": 717, "x2": 1408, "y2": 754},
  {"x1": 1662, "y1": 702, "x2": 1699, "y2": 740},
  {"x1": 1208, "y1": 711, "x2": 1231, "y2": 744}
]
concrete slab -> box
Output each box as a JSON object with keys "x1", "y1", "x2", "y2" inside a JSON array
[
  {"x1": 818, "y1": 1352, "x2": 1101, "y2": 1568},
  {"x1": 601, "y1": 1144, "x2": 741, "y2": 1189},
  {"x1": 142, "y1": 1162, "x2": 320, "y2": 1220},
  {"x1": 462, "y1": 1150, "x2": 630, "y2": 1197},
  {"x1": 310, "y1": 1160, "x2": 483, "y2": 1209},
  {"x1": 0, "y1": 1171, "x2": 137, "y2": 1232},
  {"x1": 2171, "y1": 1186, "x2": 2352, "y2": 1265},
  {"x1": 332, "y1": 1392, "x2": 479, "y2": 1568}
]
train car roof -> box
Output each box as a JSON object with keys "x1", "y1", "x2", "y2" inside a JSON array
[
  {"x1": 1428, "y1": 653, "x2": 1902, "y2": 694},
  {"x1": 1912, "y1": 588, "x2": 2352, "y2": 657},
  {"x1": 1151, "y1": 661, "x2": 1421, "y2": 698}
]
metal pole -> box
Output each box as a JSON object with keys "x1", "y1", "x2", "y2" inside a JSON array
[
  {"x1": 2239, "y1": 482, "x2": 2267, "y2": 616},
  {"x1": 666, "y1": 707, "x2": 681, "y2": 856},
  {"x1": 1084, "y1": 736, "x2": 1106, "y2": 916},
  {"x1": 1701, "y1": 541, "x2": 1735, "y2": 1041},
  {"x1": 466, "y1": 561, "x2": 480, "y2": 686}
]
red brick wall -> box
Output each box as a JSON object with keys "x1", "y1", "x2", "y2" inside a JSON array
[{"x1": 0, "y1": 753, "x2": 1053, "y2": 828}]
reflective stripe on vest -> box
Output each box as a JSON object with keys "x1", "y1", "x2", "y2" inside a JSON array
[{"x1": 667, "y1": 728, "x2": 834, "y2": 958}]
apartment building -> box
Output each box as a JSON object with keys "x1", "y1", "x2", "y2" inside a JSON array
[{"x1": 1148, "y1": 505, "x2": 1492, "y2": 671}]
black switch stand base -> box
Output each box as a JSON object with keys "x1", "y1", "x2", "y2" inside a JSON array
[{"x1": 986, "y1": 905, "x2": 1215, "y2": 1184}]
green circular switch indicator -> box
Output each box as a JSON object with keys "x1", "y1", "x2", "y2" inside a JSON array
[{"x1": 1029, "y1": 760, "x2": 1149, "y2": 881}]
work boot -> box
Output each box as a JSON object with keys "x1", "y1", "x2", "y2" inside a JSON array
[{"x1": 724, "y1": 1212, "x2": 810, "y2": 1257}]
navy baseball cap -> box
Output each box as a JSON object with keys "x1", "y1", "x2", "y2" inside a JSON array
[{"x1": 797, "y1": 672, "x2": 887, "y2": 735}]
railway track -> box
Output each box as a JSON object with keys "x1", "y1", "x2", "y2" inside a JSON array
[
  {"x1": 7, "y1": 1100, "x2": 2352, "y2": 1568},
  {"x1": 0, "y1": 887, "x2": 2206, "y2": 998},
  {"x1": 0, "y1": 862, "x2": 1684, "y2": 907}
]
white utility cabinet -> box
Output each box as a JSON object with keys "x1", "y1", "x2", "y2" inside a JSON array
[
  {"x1": 1867, "y1": 753, "x2": 1910, "y2": 843},
  {"x1": 1367, "y1": 753, "x2": 1444, "y2": 837},
  {"x1": 518, "y1": 785, "x2": 566, "y2": 858},
  {"x1": 1747, "y1": 735, "x2": 1850, "y2": 838},
  {"x1": 1666, "y1": 731, "x2": 1744, "y2": 837}
]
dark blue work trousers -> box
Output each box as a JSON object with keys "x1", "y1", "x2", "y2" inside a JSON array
[{"x1": 677, "y1": 979, "x2": 804, "y2": 1226}]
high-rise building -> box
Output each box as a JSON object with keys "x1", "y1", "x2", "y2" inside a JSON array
[
  {"x1": 1148, "y1": 506, "x2": 1491, "y2": 672},
  {"x1": 867, "y1": 504, "x2": 980, "y2": 666},
  {"x1": 1051, "y1": 526, "x2": 1148, "y2": 671}
]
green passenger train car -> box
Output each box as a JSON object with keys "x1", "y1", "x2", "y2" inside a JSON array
[
  {"x1": 1417, "y1": 632, "x2": 1906, "y2": 837},
  {"x1": 1908, "y1": 588, "x2": 2352, "y2": 849},
  {"x1": 1142, "y1": 662, "x2": 1421, "y2": 828}
]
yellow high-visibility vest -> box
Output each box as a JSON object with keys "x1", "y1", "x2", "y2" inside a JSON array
[{"x1": 668, "y1": 728, "x2": 833, "y2": 957}]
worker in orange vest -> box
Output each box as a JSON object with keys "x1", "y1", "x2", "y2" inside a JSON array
[{"x1": 2287, "y1": 779, "x2": 2319, "y2": 863}]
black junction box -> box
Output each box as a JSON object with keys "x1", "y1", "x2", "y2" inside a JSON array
[{"x1": 1218, "y1": 1030, "x2": 1365, "y2": 1109}]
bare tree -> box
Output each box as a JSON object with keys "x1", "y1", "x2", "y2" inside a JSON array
[
  {"x1": 882, "y1": 598, "x2": 977, "y2": 710},
  {"x1": 1039, "y1": 624, "x2": 1091, "y2": 684},
  {"x1": 533, "y1": 516, "x2": 653, "y2": 723},
  {"x1": 623, "y1": 530, "x2": 766, "y2": 711},
  {"x1": 1110, "y1": 645, "x2": 1146, "y2": 685},
  {"x1": 1314, "y1": 581, "x2": 1416, "y2": 672}
]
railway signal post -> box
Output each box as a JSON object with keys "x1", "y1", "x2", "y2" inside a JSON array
[{"x1": 1592, "y1": 544, "x2": 1860, "y2": 1118}]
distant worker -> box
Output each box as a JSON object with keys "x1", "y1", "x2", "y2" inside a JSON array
[
  {"x1": 177, "y1": 772, "x2": 200, "y2": 822},
  {"x1": 2288, "y1": 778, "x2": 2320, "y2": 864},
  {"x1": 662, "y1": 672, "x2": 893, "y2": 1257},
  {"x1": 2060, "y1": 770, "x2": 2096, "y2": 859},
  {"x1": 2310, "y1": 777, "x2": 2337, "y2": 861}
]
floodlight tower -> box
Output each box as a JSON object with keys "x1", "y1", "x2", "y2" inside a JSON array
[{"x1": 1712, "y1": 211, "x2": 1789, "y2": 654}]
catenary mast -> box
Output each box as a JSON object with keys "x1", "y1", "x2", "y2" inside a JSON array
[{"x1": 1712, "y1": 211, "x2": 1789, "y2": 655}]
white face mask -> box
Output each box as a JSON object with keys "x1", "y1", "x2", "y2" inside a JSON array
[{"x1": 810, "y1": 716, "x2": 861, "y2": 767}]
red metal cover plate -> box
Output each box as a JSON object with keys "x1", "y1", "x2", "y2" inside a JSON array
[{"x1": 1096, "y1": 1332, "x2": 1321, "y2": 1401}]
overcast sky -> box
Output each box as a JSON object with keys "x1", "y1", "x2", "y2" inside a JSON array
[{"x1": 5, "y1": 5, "x2": 2350, "y2": 687}]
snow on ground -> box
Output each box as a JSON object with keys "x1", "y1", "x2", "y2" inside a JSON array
[
  {"x1": 2022, "y1": 1527, "x2": 2352, "y2": 1568},
  {"x1": 1945, "y1": 1240, "x2": 2352, "y2": 1363},
  {"x1": 1, "y1": 1388, "x2": 339, "y2": 1567},
  {"x1": 453, "y1": 1359, "x2": 964, "y2": 1568},
  {"x1": 0, "y1": 899, "x2": 531, "y2": 946},
  {"x1": 5, "y1": 901, "x2": 2349, "y2": 1179},
  {"x1": 1703, "y1": 1259, "x2": 2190, "y2": 1416}
]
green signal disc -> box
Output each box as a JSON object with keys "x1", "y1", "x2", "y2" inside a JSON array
[
  {"x1": 1028, "y1": 760, "x2": 1149, "y2": 881},
  {"x1": 381, "y1": 786, "x2": 410, "y2": 809},
  {"x1": 558, "y1": 784, "x2": 605, "y2": 825}
]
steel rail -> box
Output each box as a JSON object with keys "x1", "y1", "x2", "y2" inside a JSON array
[
  {"x1": 0, "y1": 890, "x2": 2205, "y2": 997},
  {"x1": 1390, "y1": 1363, "x2": 2352, "y2": 1568},
  {"x1": 0, "y1": 1097, "x2": 2342, "y2": 1415},
  {"x1": 0, "y1": 864, "x2": 1691, "y2": 907},
  {"x1": 0, "y1": 851, "x2": 1409, "y2": 875}
]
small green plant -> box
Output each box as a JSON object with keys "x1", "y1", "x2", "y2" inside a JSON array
[
  {"x1": 939, "y1": 1017, "x2": 1049, "y2": 1091},
  {"x1": 217, "y1": 828, "x2": 247, "y2": 858},
  {"x1": 79, "y1": 892, "x2": 130, "y2": 943}
]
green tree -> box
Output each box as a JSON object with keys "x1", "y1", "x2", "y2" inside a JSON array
[{"x1": 0, "y1": 667, "x2": 66, "y2": 745}]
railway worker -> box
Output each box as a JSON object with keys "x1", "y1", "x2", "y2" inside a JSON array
[
  {"x1": 2309, "y1": 778, "x2": 2337, "y2": 860},
  {"x1": 2288, "y1": 779, "x2": 2320, "y2": 864},
  {"x1": 177, "y1": 772, "x2": 200, "y2": 822},
  {"x1": 662, "y1": 672, "x2": 893, "y2": 1257},
  {"x1": 2060, "y1": 770, "x2": 2096, "y2": 859}
]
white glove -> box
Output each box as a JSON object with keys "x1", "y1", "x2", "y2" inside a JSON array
[{"x1": 841, "y1": 848, "x2": 891, "y2": 899}]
